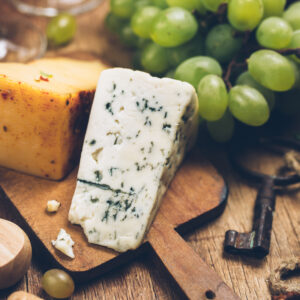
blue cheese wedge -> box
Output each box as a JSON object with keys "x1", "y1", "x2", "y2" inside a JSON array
[
  {"x1": 52, "y1": 229, "x2": 75, "y2": 259},
  {"x1": 68, "y1": 68, "x2": 199, "y2": 252}
]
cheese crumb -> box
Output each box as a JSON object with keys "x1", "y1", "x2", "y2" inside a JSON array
[
  {"x1": 52, "y1": 229, "x2": 75, "y2": 259},
  {"x1": 46, "y1": 200, "x2": 61, "y2": 213}
]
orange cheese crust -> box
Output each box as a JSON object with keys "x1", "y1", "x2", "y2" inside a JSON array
[{"x1": 0, "y1": 58, "x2": 107, "y2": 180}]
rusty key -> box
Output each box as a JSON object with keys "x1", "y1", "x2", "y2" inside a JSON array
[
  {"x1": 224, "y1": 178, "x2": 275, "y2": 258},
  {"x1": 224, "y1": 137, "x2": 300, "y2": 259}
]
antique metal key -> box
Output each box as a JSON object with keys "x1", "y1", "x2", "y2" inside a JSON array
[
  {"x1": 224, "y1": 137, "x2": 300, "y2": 258},
  {"x1": 225, "y1": 178, "x2": 275, "y2": 258}
]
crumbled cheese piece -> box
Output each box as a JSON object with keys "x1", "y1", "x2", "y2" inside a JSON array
[
  {"x1": 51, "y1": 229, "x2": 75, "y2": 259},
  {"x1": 46, "y1": 200, "x2": 61, "y2": 213}
]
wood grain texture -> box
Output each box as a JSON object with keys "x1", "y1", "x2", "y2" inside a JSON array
[
  {"x1": 0, "y1": 149, "x2": 227, "y2": 280},
  {"x1": 149, "y1": 221, "x2": 239, "y2": 300},
  {"x1": 0, "y1": 1, "x2": 300, "y2": 299}
]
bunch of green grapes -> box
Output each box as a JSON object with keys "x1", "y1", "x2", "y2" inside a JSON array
[{"x1": 106, "y1": 0, "x2": 300, "y2": 142}]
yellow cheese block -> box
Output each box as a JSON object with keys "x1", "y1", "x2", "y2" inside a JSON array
[{"x1": 0, "y1": 58, "x2": 107, "y2": 180}]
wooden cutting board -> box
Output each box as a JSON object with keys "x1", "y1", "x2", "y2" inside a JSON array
[{"x1": 0, "y1": 149, "x2": 239, "y2": 299}]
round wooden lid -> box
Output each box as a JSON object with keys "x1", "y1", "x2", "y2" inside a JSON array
[{"x1": 0, "y1": 219, "x2": 32, "y2": 289}]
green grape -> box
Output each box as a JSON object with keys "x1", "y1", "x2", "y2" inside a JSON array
[
  {"x1": 131, "y1": 6, "x2": 161, "y2": 38},
  {"x1": 283, "y1": 6, "x2": 300, "y2": 30},
  {"x1": 119, "y1": 23, "x2": 140, "y2": 47},
  {"x1": 205, "y1": 24, "x2": 243, "y2": 64},
  {"x1": 132, "y1": 51, "x2": 143, "y2": 70},
  {"x1": 256, "y1": 17, "x2": 293, "y2": 50},
  {"x1": 167, "y1": 34, "x2": 205, "y2": 68},
  {"x1": 229, "y1": 85, "x2": 270, "y2": 126},
  {"x1": 166, "y1": 0, "x2": 204, "y2": 11},
  {"x1": 150, "y1": 7, "x2": 198, "y2": 47},
  {"x1": 46, "y1": 13, "x2": 76, "y2": 46},
  {"x1": 110, "y1": 0, "x2": 134, "y2": 18},
  {"x1": 141, "y1": 42, "x2": 169, "y2": 74},
  {"x1": 276, "y1": 89, "x2": 300, "y2": 115},
  {"x1": 236, "y1": 71, "x2": 275, "y2": 110},
  {"x1": 165, "y1": 69, "x2": 176, "y2": 78},
  {"x1": 134, "y1": 0, "x2": 153, "y2": 10},
  {"x1": 202, "y1": 0, "x2": 226, "y2": 12},
  {"x1": 42, "y1": 269, "x2": 75, "y2": 299},
  {"x1": 262, "y1": 0, "x2": 286, "y2": 18},
  {"x1": 228, "y1": 0, "x2": 263, "y2": 31},
  {"x1": 197, "y1": 75, "x2": 228, "y2": 121},
  {"x1": 196, "y1": 0, "x2": 207, "y2": 15},
  {"x1": 288, "y1": 30, "x2": 300, "y2": 63},
  {"x1": 288, "y1": 2, "x2": 300, "y2": 11},
  {"x1": 105, "y1": 12, "x2": 126, "y2": 33},
  {"x1": 288, "y1": 58, "x2": 300, "y2": 89},
  {"x1": 136, "y1": 37, "x2": 150, "y2": 49},
  {"x1": 248, "y1": 50, "x2": 295, "y2": 92},
  {"x1": 174, "y1": 56, "x2": 222, "y2": 88},
  {"x1": 152, "y1": 0, "x2": 168, "y2": 8},
  {"x1": 207, "y1": 110, "x2": 235, "y2": 142}
]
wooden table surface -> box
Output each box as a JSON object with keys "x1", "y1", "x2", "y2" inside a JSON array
[{"x1": 1, "y1": 1, "x2": 300, "y2": 299}]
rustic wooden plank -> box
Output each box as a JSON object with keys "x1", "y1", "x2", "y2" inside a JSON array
[{"x1": 1, "y1": 1, "x2": 300, "y2": 299}]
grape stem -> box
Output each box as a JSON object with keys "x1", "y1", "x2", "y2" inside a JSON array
[
  {"x1": 194, "y1": 3, "x2": 228, "y2": 33},
  {"x1": 277, "y1": 48, "x2": 300, "y2": 58},
  {"x1": 223, "y1": 59, "x2": 235, "y2": 90}
]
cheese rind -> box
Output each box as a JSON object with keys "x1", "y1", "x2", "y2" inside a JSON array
[
  {"x1": 0, "y1": 58, "x2": 107, "y2": 179},
  {"x1": 68, "y1": 68, "x2": 199, "y2": 252}
]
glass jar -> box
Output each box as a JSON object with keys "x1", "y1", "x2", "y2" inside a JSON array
[{"x1": 10, "y1": 0, "x2": 103, "y2": 17}]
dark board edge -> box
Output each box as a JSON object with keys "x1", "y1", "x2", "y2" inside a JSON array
[{"x1": 176, "y1": 182, "x2": 228, "y2": 236}]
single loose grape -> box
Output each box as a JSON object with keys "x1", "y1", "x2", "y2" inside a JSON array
[
  {"x1": 105, "y1": 12, "x2": 126, "y2": 33},
  {"x1": 205, "y1": 24, "x2": 243, "y2": 63},
  {"x1": 283, "y1": 6, "x2": 300, "y2": 30},
  {"x1": 131, "y1": 6, "x2": 161, "y2": 38},
  {"x1": 228, "y1": 0, "x2": 263, "y2": 31},
  {"x1": 46, "y1": 13, "x2": 76, "y2": 46},
  {"x1": 166, "y1": 0, "x2": 204, "y2": 11},
  {"x1": 150, "y1": 7, "x2": 198, "y2": 47},
  {"x1": 110, "y1": 0, "x2": 134, "y2": 18},
  {"x1": 207, "y1": 110, "x2": 235, "y2": 142},
  {"x1": 141, "y1": 42, "x2": 169, "y2": 74},
  {"x1": 152, "y1": 0, "x2": 168, "y2": 8},
  {"x1": 202, "y1": 0, "x2": 226, "y2": 12},
  {"x1": 42, "y1": 269, "x2": 75, "y2": 299},
  {"x1": 174, "y1": 56, "x2": 222, "y2": 88},
  {"x1": 119, "y1": 23, "x2": 140, "y2": 47},
  {"x1": 236, "y1": 71, "x2": 275, "y2": 110},
  {"x1": 256, "y1": 17, "x2": 293, "y2": 50},
  {"x1": 248, "y1": 50, "x2": 295, "y2": 92},
  {"x1": 261, "y1": 0, "x2": 286, "y2": 18},
  {"x1": 197, "y1": 75, "x2": 228, "y2": 121},
  {"x1": 167, "y1": 34, "x2": 205, "y2": 68},
  {"x1": 288, "y1": 30, "x2": 300, "y2": 63},
  {"x1": 229, "y1": 85, "x2": 270, "y2": 126}
]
